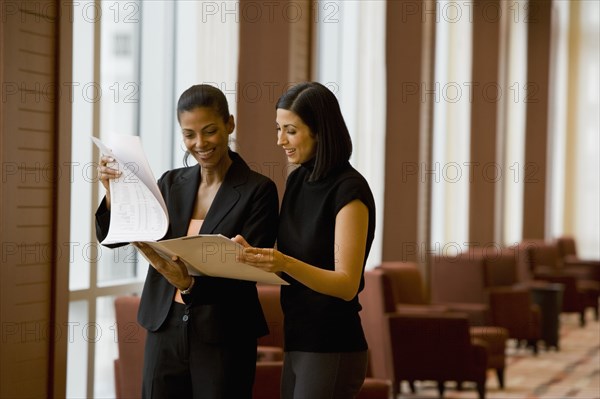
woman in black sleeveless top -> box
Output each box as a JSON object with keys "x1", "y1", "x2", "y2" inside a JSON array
[{"x1": 235, "y1": 82, "x2": 376, "y2": 399}]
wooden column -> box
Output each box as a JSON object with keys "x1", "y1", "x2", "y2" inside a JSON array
[
  {"x1": 382, "y1": 0, "x2": 436, "y2": 264},
  {"x1": 522, "y1": 0, "x2": 552, "y2": 239},
  {"x1": 469, "y1": 0, "x2": 502, "y2": 245},
  {"x1": 236, "y1": 0, "x2": 312, "y2": 195},
  {"x1": 0, "y1": 1, "x2": 71, "y2": 397}
]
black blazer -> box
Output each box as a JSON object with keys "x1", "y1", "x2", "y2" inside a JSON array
[{"x1": 96, "y1": 151, "x2": 279, "y2": 342}]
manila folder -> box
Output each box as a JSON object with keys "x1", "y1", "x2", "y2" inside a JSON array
[{"x1": 144, "y1": 234, "x2": 288, "y2": 285}]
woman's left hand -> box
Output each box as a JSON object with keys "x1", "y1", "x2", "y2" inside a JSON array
[{"x1": 132, "y1": 242, "x2": 192, "y2": 290}]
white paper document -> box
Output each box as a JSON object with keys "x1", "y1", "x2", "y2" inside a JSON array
[
  {"x1": 92, "y1": 136, "x2": 169, "y2": 244},
  {"x1": 92, "y1": 136, "x2": 287, "y2": 285}
]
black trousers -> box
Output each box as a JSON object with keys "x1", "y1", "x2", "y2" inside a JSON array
[
  {"x1": 281, "y1": 350, "x2": 368, "y2": 399},
  {"x1": 142, "y1": 302, "x2": 257, "y2": 399}
]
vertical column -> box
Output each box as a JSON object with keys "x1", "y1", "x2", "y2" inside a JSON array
[
  {"x1": 236, "y1": 0, "x2": 312, "y2": 194},
  {"x1": 0, "y1": 0, "x2": 70, "y2": 397},
  {"x1": 52, "y1": 3, "x2": 73, "y2": 397},
  {"x1": 563, "y1": 0, "x2": 581, "y2": 235},
  {"x1": 469, "y1": 0, "x2": 502, "y2": 245},
  {"x1": 382, "y1": 1, "x2": 436, "y2": 265},
  {"x1": 522, "y1": 0, "x2": 552, "y2": 239}
]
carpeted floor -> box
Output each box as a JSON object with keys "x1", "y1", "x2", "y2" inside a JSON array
[{"x1": 396, "y1": 309, "x2": 600, "y2": 399}]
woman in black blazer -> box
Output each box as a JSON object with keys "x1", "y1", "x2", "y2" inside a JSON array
[{"x1": 95, "y1": 84, "x2": 279, "y2": 398}]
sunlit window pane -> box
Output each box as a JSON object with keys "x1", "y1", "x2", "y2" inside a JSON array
[{"x1": 66, "y1": 300, "x2": 88, "y2": 398}]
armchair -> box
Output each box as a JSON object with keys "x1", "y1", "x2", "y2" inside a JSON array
[
  {"x1": 256, "y1": 284, "x2": 284, "y2": 361},
  {"x1": 361, "y1": 268, "x2": 507, "y2": 395},
  {"x1": 114, "y1": 287, "x2": 283, "y2": 399},
  {"x1": 526, "y1": 240, "x2": 599, "y2": 324},
  {"x1": 556, "y1": 236, "x2": 600, "y2": 320},
  {"x1": 387, "y1": 312, "x2": 488, "y2": 399},
  {"x1": 555, "y1": 236, "x2": 600, "y2": 283},
  {"x1": 431, "y1": 249, "x2": 543, "y2": 353},
  {"x1": 378, "y1": 261, "x2": 489, "y2": 326},
  {"x1": 253, "y1": 361, "x2": 283, "y2": 399},
  {"x1": 113, "y1": 296, "x2": 146, "y2": 399}
]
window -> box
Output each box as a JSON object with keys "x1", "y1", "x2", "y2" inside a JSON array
[
  {"x1": 501, "y1": 0, "x2": 528, "y2": 246},
  {"x1": 67, "y1": 1, "x2": 144, "y2": 397},
  {"x1": 67, "y1": 1, "x2": 241, "y2": 396},
  {"x1": 430, "y1": 1, "x2": 473, "y2": 253},
  {"x1": 113, "y1": 33, "x2": 132, "y2": 57},
  {"x1": 314, "y1": 0, "x2": 386, "y2": 269}
]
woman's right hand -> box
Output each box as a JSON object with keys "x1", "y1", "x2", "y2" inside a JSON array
[{"x1": 97, "y1": 155, "x2": 121, "y2": 209}]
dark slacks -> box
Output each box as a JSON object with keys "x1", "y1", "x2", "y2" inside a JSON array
[
  {"x1": 281, "y1": 350, "x2": 368, "y2": 399},
  {"x1": 142, "y1": 302, "x2": 257, "y2": 399}
]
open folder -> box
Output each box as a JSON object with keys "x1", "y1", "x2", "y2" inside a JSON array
[
  {"x1": 91, "y1": 135, "x2": 287, "y2": 285},
  {"x1": 139, "y1": 234, "x2": 287, "y2": 285}
]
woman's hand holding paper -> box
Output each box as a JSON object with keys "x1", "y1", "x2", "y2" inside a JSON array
[{"x1": 133, "y1": 242, "x2": 192, "y2": 291}]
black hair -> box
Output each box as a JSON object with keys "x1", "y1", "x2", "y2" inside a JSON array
[
  {"x1": 276, "y1": 82, "x2": 352, "y2": 181},
  {"x1": 177, "y1": 84, "x2": 230, "y2": 123},
  {"x1": 177, "y1": 84, "x2": 231, "y2": 166}
]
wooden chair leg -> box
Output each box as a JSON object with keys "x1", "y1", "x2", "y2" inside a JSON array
[
  {"x1": 496, "y1": 367, "x2": 505, "y2": 389},
  {"x1": 391, "y1": 379, "x2": 399, "y2": 398},
  {"x1": 408, "y1": 380, "x2": 416, "y2": 393},
  {"x1": 476, "y1": 381, "x2": 486, "y2": 399},
  {"x1": 528, "y1": 339, "x2": 538, "y2": 355},
  {"x1": 437, "y1": 381, "x2": 445, "y2": 397}
]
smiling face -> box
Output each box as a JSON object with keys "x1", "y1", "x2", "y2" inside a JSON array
[
  {"x1": 276, "y1": 108, "x2": 317, "y2": 164},
  {"x1": 180, "y1": 106, "x2": 234, "y2": 170}
]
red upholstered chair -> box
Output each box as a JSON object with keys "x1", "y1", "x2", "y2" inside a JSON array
[
  {"x1": 256, "y1": 284, "x2": 391, "y2": 399},
  {"x1": 113, "y1": 296, "x2": 146, "y2": 399},
  {"x1": 487, "y1": 286, "x2": 542, "y2": 351},
  {"x1": 253, "y1": 360, "x2": 283, "y2": 399},
  {"x1": 431, "y1": 249, "x2": 543, "y2": 353},
  {"x1": 114, "y1": 293, "x2": 287, "y2": 399},
  {"x1": 256, "y1": 284, "x2": 284, "y2": 361},
  {"x1": 361, "y1": 269, "x2": 396, "y2": 383},
  {"x1": 378, "y1": 262, "x2": 489, "y2": 326},
  {"x1": 473, "y1": 246, "x2": 550, "y2": 351},
  {"x1": 361, "y1": 268, "x2": 507, "y2": 394},
  {"x1": 525, "y1": 240, "x2": 599, "y2": 325},
  {"x1": 556, "y1": 237, "x2": 600, "y2": 319},
  {"x1": 387, "y1": 312, "x2": 488, "y2": 399},
  {"x1": 556, "y1": 236, "x2": 600, "y2": 266}
]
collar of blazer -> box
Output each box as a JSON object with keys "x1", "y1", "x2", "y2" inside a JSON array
[{"x1": 167, "y1": 150, "x2": 250, "y2": 238}]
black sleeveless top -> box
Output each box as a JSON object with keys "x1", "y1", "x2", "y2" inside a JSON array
[{"x1": 278, "y1": 160, "x2": 376, "y2": 352}]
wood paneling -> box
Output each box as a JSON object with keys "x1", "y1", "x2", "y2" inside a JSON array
[
  {"x1": 236, "y1": 0, "x2": 310, "y2": 195},
  {"x1": 382, "y1": 0, "x2": 435, "y2": 264},
  {"x1": 1, "y1": 1, "x2": 70, "y2": 397},
  {"x1": 469, "y1": 0, "x2": 502, "y2": 245},
  {"x1": 523, "y1": 0, "x2": 552, "y2": 239}
]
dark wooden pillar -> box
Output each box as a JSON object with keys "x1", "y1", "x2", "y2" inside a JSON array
[
  {"x1": 0, "y1": 1, "x2": 71, "y2": 397},
  {"x1": 469, "y1": 0, "x2": 502, "y2": 245},
  {"x1": 236, "y1": 0, "x2": 312, "y2": 195},
  {"x1": 382, "y1": 0, "x2": 436, "y2": 264},
  {"x1": 522, "y1": 0, "x2": 552, "y2": 239}
]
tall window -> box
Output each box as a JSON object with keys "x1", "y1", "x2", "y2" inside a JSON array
[
  {"x1": 431, "y1": 1, "x2": 473, "y2": 253},
  {"x1": 314, "y1": 0, "x2": 386, "y2": 269},
  {"x1": 67, "y1": 2, "x2": 144, "y2": 397},
  {"x1": 560, "y1": 1, "x2": 600, "y2": 258},
  {"x1": 66, "y1": 2, "x2": 239, "y2": 397},
  {"x1": 501, "y1": 0, "x2": 528, "y2": 246}
]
